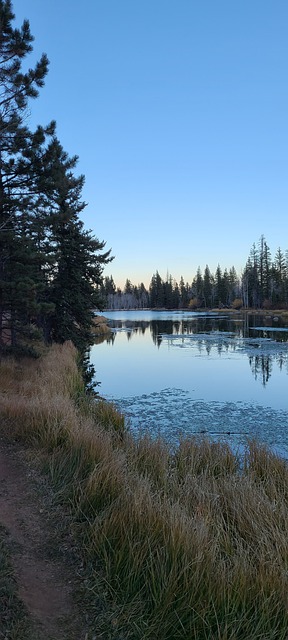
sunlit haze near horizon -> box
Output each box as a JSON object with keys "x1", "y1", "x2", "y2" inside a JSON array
[{"x1": 12, "y1": 0, "x2": 288, "y2": 288}]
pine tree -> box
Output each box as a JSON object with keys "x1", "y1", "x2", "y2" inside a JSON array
[
  {"x1": 270, "y1": 247, "x2": 287, "y2": 307},
  {"x1": 246, "y1": 243, "x2": 260, "y2": 308},
  {"x1": 0, "y1": 1, "x2": 50, "y2": 351},
  {"x1": 0, "y1": 2, "x2": 113, "y2": 358},
  {"x1": 203, "y1": 265, "x2": 212, "y2": 307},
  {"x1": 124, "y1": 279, "x2": 133, "y2": 294},
  {"x1": 214, "y1": 264, "x2": 226, "y2": 307},
  {"x1": 192, "y1": 267, "x2": 203, "y2": 304},
  {"x1": 163, "y1": 274, "x2": 174, "y2": 308},
  {"x1": 149, "y1": 271, "x2": 164, "y2": 308},
  {"x1": 228, "y1": 266, "x2": 239, "y2": 305},
  {"x1": 35, "y1": 137, "x2": 112, "y2": 351},
  {"x1": 179, "y1": 275, "x2": 188, "y2": 308},
  {"x1": 258, "y1": 235, "x2": 271, "y2": 305},
  {"x1": 138, "y1": 282, "x2": 149, "y2": 309}
]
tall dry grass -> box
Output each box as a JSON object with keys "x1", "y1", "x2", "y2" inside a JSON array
[{"x1": 1, "y1": 342, "x2": 288, "y2": 638}]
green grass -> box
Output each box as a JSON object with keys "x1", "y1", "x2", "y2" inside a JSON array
[{"x1": 1, "y1": 342, "x2": 288, "y2": 639}]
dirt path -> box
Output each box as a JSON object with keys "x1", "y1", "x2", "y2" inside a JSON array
[{"x1": 0, "y1": 440, "x2": 88, "y2": 640}]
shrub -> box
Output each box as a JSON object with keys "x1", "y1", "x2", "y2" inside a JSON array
[
  {"x1": 232, "y1": 297, "x2": 243, "y2": 309},
  {"x1": 189, "y1": 297, "x2": 200, "y2": 309}
]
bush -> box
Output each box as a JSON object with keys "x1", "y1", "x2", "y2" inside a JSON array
[
  {"x1": 232, "y1": 297, "x2": 243, "y2": 309},
  {"x1": 189, "y1": 297, "x2": 200, "y2": 309}
]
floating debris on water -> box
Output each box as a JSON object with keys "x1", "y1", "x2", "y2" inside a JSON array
[{"x1": 113, "y1": 387, "x2": 288, "y2": 455}]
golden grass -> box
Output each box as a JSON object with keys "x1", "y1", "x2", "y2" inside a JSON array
[
  {"x1": 91, "y1": 315, "x2": 111, "y2": 335},
  {"x1": 1, "y1": 343, "x2": 288, "y2": 638}
]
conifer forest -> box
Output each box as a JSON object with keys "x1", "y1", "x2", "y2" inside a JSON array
[
  {"x1": 0, "y1": 0, "x2": 112, "y2": 357},
  {"x1": 103, "y1": 235, "x2": 288, "y2": 311},
  {"x1": 1, "y1": 1, "x2": 288, "y2": 358}
]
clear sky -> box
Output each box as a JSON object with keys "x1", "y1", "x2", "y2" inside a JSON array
[{"x1": 12, "y1": 0, "x2": 288, "y2": 288}]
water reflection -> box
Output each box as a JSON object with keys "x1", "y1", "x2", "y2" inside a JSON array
[
  {"x1": 97, "y1": 311, "x2": 288, "y2": 388},
  {"x1": 249, "y1": 354, "x2": 273, "y2": 386},
  {"x1": 92, "y1": 311, "x2": 288, "y2": 451},
  {"x1": 105, "y1": 313, "x2": 288, "y2": 343}
]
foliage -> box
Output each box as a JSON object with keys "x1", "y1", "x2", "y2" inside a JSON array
[
  {"x1": 232, "y1": 297, "x2": 243, "y2": 309},
  {"x1": 188, "y1": 297, "x2": 199, "y2": 309},
  {"x1": 106, "y1": 235, "x2": 288, "y2": 311},
  {"x1": 0, "y1": 1, "x2": 112, "y2": 357},
  {"x1": 0, "y1": 0, "x2": 49, "y2": 351}
]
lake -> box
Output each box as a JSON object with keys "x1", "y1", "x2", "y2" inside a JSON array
[{"x1": 90, "y1": 310, "x2": 288, "y2": 455}]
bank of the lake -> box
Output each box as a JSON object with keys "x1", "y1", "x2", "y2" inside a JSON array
[{"x1": 1, "y1": 342, "x2": 288, "y2": 638}]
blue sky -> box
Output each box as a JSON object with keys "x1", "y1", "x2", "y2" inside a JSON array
[{"x1": 13, "y1": 0, "x2": 288, "y2": 287}]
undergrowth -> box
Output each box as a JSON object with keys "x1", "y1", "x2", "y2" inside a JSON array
[{"x1": 1, "y1": 340, "x2": 288, "y2": 639}]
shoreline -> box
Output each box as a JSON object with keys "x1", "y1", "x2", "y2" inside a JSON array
[{"x1": 1, "y1": 343, "x2": 288, "y2": 638}]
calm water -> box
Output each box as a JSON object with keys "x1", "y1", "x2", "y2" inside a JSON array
[{"x1": 91, "y1": 310, "x2": 288, "y2": 454}]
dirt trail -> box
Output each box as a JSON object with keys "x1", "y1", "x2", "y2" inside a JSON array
[{"x1": 0, "y1": 440, "x2": 87, "y2": 640}]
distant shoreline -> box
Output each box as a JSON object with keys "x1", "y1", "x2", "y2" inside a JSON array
[{"x1": 102, "y1": 307, "x2": 288, "y2": 319}]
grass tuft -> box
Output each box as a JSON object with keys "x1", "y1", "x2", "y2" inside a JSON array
[{"x1": 1, "y1": 342, "x2": 288, "y2": 638}]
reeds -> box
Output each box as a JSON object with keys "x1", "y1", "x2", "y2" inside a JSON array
[{"x1": 1, "y1": 342, "x2": 288, "y2": 639}]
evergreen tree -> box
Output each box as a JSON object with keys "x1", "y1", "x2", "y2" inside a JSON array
[
  {"x1": 242, "y1": 237, "x2": 272, "y2": 308},
  {"x1": 203, "y1": 265, "x2": 212, "y2": 307},
  {"x1": 149, "y1": 271, "x2": 164, "y2": 308},
  {"x1": 242, "y1": 257, "x2": 252, "y2": 308},
  {"x1": 0, "y1": 0, "x2": 49, "y2": 351},
  {"x1": 192, "y1": 267, "x2": 203, "y2": 304},
  {"x1": 214, "y1": 264, "x2": 228, "y2": 306},
  {"x1": 163, "y1": 274, "x2": 174, "y2": 308},
  {"x1": 247, "y1": 243, "x2": 260, "y2": 307},
  {"x1": 0, "y1": 1, "x2": 113, "y2": 360},
  {"x1": 179, "y1": 275, "x2": 189, "y2": 307},
  {"x1": 101, "y1": 275, "x2": 116, "y2": 299},
  {"x1": 258, "y1": 235, "x2": 271, "y2": 305},
  {"x1": 172, "y1": 280, "x2": 180, "y2": 308},
  {"x1": 222, "y1": 268, "x2": 230, "y2": 305},
  {"x1": 35, "y1": 137, "x2": 112, "y2": 351},
  {"x1": 228, "y1": 266, "x2": 239, "y2": 305},
  {"x1": 272, "y1": 247, "x2": 287, "y2": 306},
  {"x1": 124, "y1": 278, "x2": 132, "y2": 294},
  {"x1": 138, "y1": 282, "x2": 149, "y2": 308}
]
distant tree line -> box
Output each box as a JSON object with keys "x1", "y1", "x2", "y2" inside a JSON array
[
  {"x1": 0, "y1": 1, "x2": 112, "y2": 357},
  {"x1": 102, "y1": 235, "x2": 288, "y2": 310}
]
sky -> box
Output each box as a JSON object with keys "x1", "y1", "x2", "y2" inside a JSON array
[{"x1": 12, "y1": 0, "x2": 288, "y2": 288}]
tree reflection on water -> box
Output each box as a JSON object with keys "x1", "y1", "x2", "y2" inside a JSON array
[{"x1": 101, "y1": 312, "x2": 288, "y2": 387}]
